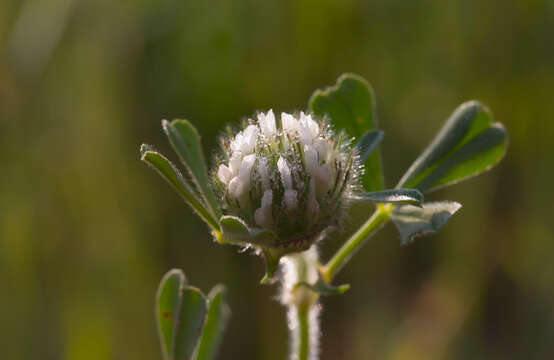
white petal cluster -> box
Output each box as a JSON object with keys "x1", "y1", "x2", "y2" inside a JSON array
[
  {"x1": 277, "y1": 157, "x2": 297, "y2": 212},
  {"x1": 215, "y1": 110, "x2": 359, "y2": 245},
  {"x1": 258, "y1": 109, "x2": 276, "y2": 137}
]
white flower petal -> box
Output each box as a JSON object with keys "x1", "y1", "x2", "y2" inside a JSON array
[
  {"x1": 315, "y1": 163, "x2": 331, "y2": 192},
  {"x1": 228, "y1": 176, "x2": 243, "y2": 198},
  {"x1": 258, "y1": 110, "x2": 276, "y2": 137},
  {"x1": 277, "y1": 156, "x2": 293, "y2": 189},
  {"x1": 283, "y1": 189, "x2": 298, "y2": 211},
  {"x1": 241, "y1": 125, "x2": 259, "y2": 154},
  {"x1": 307, "y1": 178, "x2": 320, "y2": 219},
  {"x1": 238, "y1": 154, "x2": 256, "y2": 185},
  {"x1": 304, "y1": 145, "x2": 318, "y2": 175},
  {"x1": 281, "y1": 112, "x2": 298, "y2": 135},
  {"x1": 230, "y1": 132, "x2": 244, "y2": 153},
  {"x1": 313, "y1": 137, "x2": 328, "y2": 161},
  {"x1": 254, "y1": 206, "x2": 272, "y2": 228},
  {"x1": 254, "y1": 190, "x2": 273, "y2": 228},
  {"x1": 303, "y1": 112, "x2": 320, "y2": 138},
  {"x1": 229, "y1": 152, "x2": 242, "y2": 175},
  {"x1": 298, "y1": 112, "x2": 319, "y2": 145},
  {"x1": 217, "y1": 164, "x2": 233, "y2": 185},
  {"x1": 261, "y1": 189, "x2": 273, "y2": 207},
  {"x1": 257, "y1": 156, "x2": 270, "y2": 190},
  {"x1": 297, "y1": 125, "x2": 312, "y2": 145}
]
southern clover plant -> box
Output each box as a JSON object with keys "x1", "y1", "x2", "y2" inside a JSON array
[{"x1": 141, "y1": 74, "x2": 508, "y2": 360}]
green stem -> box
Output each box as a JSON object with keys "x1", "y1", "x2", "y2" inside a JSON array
[
  {"x1": 295, "y1": 305, "x2": 310, "y2": 360},
  {"x1": 321, "y1": 204, "x2": 392, "y2": 282},
  {"x1": 283, "y1": 249, "x2": 320, "y2": 360}
]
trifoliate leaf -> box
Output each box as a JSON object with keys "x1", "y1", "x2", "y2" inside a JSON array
[
  {"x1": 141, "y1": 147, "x2": 220, "y2": 231},
  {"x1": 163, "y1": 119, "x2": 222, "y2": 219},
  {"x1": 174, "y1": 286, "x2": 207, "y2": 360},
  {"x1": 397, "y1": 101, "x2": 508, "y2": 193},
  {"x1": 352, "y1": 189, "x2": 423, "y2": 206},
  {"x1": 156, "y1": 269, "x2": 208, "y2": 360},
  {"x1": 390, "y1": 201, "x2": 462, "y2": 244},
  {"x1": 156, "y1": 270, "x2": 184, "y2": 360},
  {"x1": 309, "y1": 73, "x2": 385, "y2": 191},
  {"x1": 194, "y1": 285, "x2": 231, "y2": 360}
]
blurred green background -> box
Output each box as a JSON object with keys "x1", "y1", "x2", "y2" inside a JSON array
[{"x1": 1, "y1": 0, "x2": 554, "y2": 359}]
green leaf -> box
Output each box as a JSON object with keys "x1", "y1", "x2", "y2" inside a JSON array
[
  {"x1": 194, "y1": 285, "x2": 231, "y2": 360},
  {"x1": 156, "y1": 269, "x2": 184, "y2": 360},
  {"x1": 309, "y1": 73, "x2": 384, "y2": 191},
  {"x1": 397, "y1": 101, "x2": 508, "y2": 193},
  {"x1": 260, "y1": 249, "x2": 282, "y2": 285},
  {"x1": 219, "y1": 216, "x2": 277, "y2": 247},
  {"x1": 140, "y1": 146, "x2": 220, "y2": 231},
  {"x1": 352, "y1": 188, "x2": 423, "y2": 206},
  {"x1": 356, "y1": 130, "x2": 384, "y2": 163},
  {"x1": 390, "y1": 201, "x2": 462, "y2": 244},
  {"x1": 294, "y1": 278, "x2": 350, "y2": 296},
  {"x1": 163, "y1": 119, "x2": 221, "y2": 219},
  {"x1": 156, "y1": 269, "x2": 208, "y2": 360},
  {"x1": 249, "y1": 228, "x2": 279, "y2": 247},
  {"x1": 219, "y1": 216, "x2": 249, "y2": 243},
  {"x1": 174, "y1": 286, "x2": 208, "y2": 360},
  {"x1": 219, "y1": 216, "x2": 281, "y2": 284}
]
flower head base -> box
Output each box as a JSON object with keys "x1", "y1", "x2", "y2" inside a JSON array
[{"x1": 214, "y1": 110, "x2": 361, "y2": 258}]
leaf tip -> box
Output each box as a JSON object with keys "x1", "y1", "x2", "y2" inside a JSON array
[
  {"x1": 337, "y1": 72, "x2": 369, "y2": 86},
  {"x1": 208, "y1": 284, "x2": 227, "y2": 298},
  {"x1": 260, "y1": 250, "x2": 282, "y2": 285},
  {"x1": 161, "y1": 119, "x2": 172, "y2": 134},
  {"x1": 337, "y1": 283, "x2": 351, "y2": 294},
  {"x1": 450, "y1": 201, "x2": 463, "y2": 214},
  {"x1": 140, "y1": 143, "x2": 155, "y2": 158},
  {"x1": 159, "y1": 268, "x2": 187, "y2": 290},
  {"x1": 392, "y1": 201, "x2": 463, "y2": 245}
]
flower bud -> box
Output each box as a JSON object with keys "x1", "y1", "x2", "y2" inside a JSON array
[
  {"x1": 254, "y1": 189, "x2": 274, "y2": 229},
  {"x1": 213, "y1": 110, "x2": 361, "y2": 255}
]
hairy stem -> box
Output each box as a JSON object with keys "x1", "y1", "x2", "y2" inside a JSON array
[
  {"x1": 282, "y1": 248, "x2": 320, "y2": 360},
  {"x1": 321, "y1": 203, "x2": 392, "y2": 282},
  {"x1": 297, "y1": 307, "x2": 309, "y2": 360},
  {"x1": 288, "y1": 303, "x2": 318, "y2": 360},
  {"x1": 282, "y1": 205, "x2": 393, "y2": 359}
]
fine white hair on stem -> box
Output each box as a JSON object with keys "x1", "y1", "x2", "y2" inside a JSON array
[
  {"x1": 287, "y1": 307, "x2": 302, "y2": 360},
  {"x1": 286, "y1": 305, "x2": 321, "y2": 360},
  {"x1": 307, "y1": 304, "x2": 321, "y2": 360},
  {"x1": 280, "y1": 247, "x2": 319, "y2": 305},
  {"x1": 281, "y1": 247, "x2": 321, "y2": 360}
]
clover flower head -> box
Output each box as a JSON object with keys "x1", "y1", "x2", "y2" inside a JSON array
[{"x1": 214, "y1": 110, "x2": 362, "y2": 255}]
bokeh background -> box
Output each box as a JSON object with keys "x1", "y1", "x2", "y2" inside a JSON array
[{"x1": 1, "y1": 0, "x2": 554, "y2": 359}]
